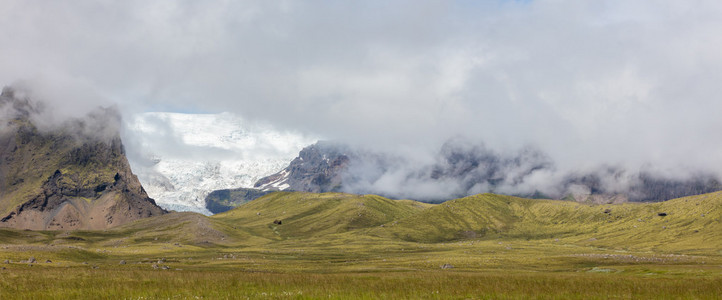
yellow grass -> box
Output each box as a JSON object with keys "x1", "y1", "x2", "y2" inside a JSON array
[{"x1": 0, "y1": 191, "x2": 720, "y2": 299}]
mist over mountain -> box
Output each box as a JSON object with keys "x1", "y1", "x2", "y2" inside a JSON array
[
  {"x1": 0, "y1": 86, "x2": 165, "y2": 229},
  {"x1": 3, "y1": 2, "x2": 722, "y2": 210},
  {"x1": 255, "y1": 140, "x2": 721, "y2": 204}
]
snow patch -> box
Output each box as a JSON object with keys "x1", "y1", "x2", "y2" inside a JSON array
[{"x1": 257, "y1": 169, "x2": 292, "y2": 191}]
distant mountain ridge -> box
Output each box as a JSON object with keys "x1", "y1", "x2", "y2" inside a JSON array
[
  {"x1": 206, "y1": 140, "x2": 722, "y2": 213},
  {"x1": 0, "y1": 86, "x2": 166, "y2": 230}
]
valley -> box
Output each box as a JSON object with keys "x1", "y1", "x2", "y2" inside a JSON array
[{"x1": 0, "y1": 191, "x2": 720, "y2": 299}]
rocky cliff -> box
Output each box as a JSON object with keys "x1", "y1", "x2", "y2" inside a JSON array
[{"x1": 0, "y1": 87, "x2": 166, "y2": 230}]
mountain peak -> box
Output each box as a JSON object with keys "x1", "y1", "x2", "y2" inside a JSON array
[{"x1": 0, "y1": 86, "x2": 166, "y2": 230}]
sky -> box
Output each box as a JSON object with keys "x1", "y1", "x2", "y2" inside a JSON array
[{"x1": 1, "y1": 0, "x2": 722, "y2": 179}]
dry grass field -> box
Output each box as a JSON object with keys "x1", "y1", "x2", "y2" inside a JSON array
[{"x1": 1, "y1": 192, "x2": 720, "y2": 299}]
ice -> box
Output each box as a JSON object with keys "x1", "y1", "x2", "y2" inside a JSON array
[{"x1": 125, "y1": 112, "x2": 316, "y2": 213}]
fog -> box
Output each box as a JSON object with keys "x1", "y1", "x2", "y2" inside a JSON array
[
  {"x1": 2, "y1": 1, "x2": 722, "y2": 199},
  {"x1": 0, "y1": 83, "x2": 121, "y2": 144},
  {"x1": 303, "y1": 139, "x2": 718, "y2": 202}
]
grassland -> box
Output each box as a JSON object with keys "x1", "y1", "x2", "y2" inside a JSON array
[{"x1": 0, "y1": 191, "x2": 720, "y2": 299}]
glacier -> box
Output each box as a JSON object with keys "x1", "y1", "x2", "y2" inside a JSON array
[{"x1": 124, "y1": 112, "x2": 316, "y2": 215}]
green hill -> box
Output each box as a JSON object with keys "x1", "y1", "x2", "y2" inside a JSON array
[
  {"x1": 0, "y1": 190, "x2": 720, "y2": 299},
  {"x1": 1, "y1": 190, "x2": 719, "y2": 255},
  {"x1": 207, "y1": 191, "x2": 721, "y2": 254},
  {"x1": 368, "y1": 192, "x2": 721, "y2": 252},
  {"x1": 212, "y1": 192, "x2": 430, "y2": 240}
]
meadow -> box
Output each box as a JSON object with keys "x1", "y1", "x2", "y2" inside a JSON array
[{"x1": 0, "y1": 192, "x2": 720, "y2": 299}]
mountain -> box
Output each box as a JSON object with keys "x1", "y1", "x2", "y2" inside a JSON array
[
  {"x1": 247, "y1": 140, "x2": 722, "y2": 205},
  {"x1": 560, "y1": 168, "x2": 722, "y2": 202},
  {"x1": 197, "y1": 141, "x2": 356, "y2": 214},
  {"x1": 254, "y1": 141, "x2": 352, "y2": 193},
  {"x1": 0, "y1": 87, "x2": 166, "y2": 230},
  {"x1": 252, "y1": 140, "x2": 560, "y2": 201},
  {"x1": 125, "y1": 112, "x2": 316, "y2": 214}
]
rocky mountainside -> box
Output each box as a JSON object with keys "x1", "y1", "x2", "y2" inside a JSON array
[
  {"x1": 0, "y1": 87, "x2": 166, "y2": 230},
  {"x1": 126, "y1": 112, "x2": 315, "y2": 214},
  {"x1": 203, "y1": 142, "x2": 344, "y2": 214},
  {"x1": 254, "y1": 141, "x2": 351, "y2": 193}
]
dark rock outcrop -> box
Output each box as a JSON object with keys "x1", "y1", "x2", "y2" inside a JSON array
[{"x1": 204, "y1": 188, "x2": 271, "y2": 214}]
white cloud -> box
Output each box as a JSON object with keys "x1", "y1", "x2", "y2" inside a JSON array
[{"x1": 2, "y1": 0, "x2": 722, "y2": 180}]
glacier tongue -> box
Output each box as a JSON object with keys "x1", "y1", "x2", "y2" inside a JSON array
[{"x1": 124, "y1": 112, "x2": 316, "y2": 215}]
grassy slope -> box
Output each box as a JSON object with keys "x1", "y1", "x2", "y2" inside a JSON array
[
  {"x1": 1, "y1": 190, "x2": 716, "y2": 254},
  {"x1": 211, "y1": 191, "x2": 721, "y2": 254},
  {"x1": 212, "y1": 192, "x2": 430, "y2": 240},
  {"x1": 376, "y1": 193, "x2": 720, "y2": 253},
  {"x1": 0, "y1": 191, "x2": 720, "y2": 299}
]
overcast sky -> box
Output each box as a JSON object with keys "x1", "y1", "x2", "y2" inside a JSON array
[{"x1": 2, "y1": 0, "x2": 722, "y2": 176}]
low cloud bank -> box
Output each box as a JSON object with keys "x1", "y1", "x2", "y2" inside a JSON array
[
  {"x1": 0, "y1": 84, "x2": 120, "y2": 144},
  {"x1": 3, "y1": 2, "x2": 722, "y2": 202},
  {"x1": 304, "y1": 140, "x2": 721, "y2": 202}
]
